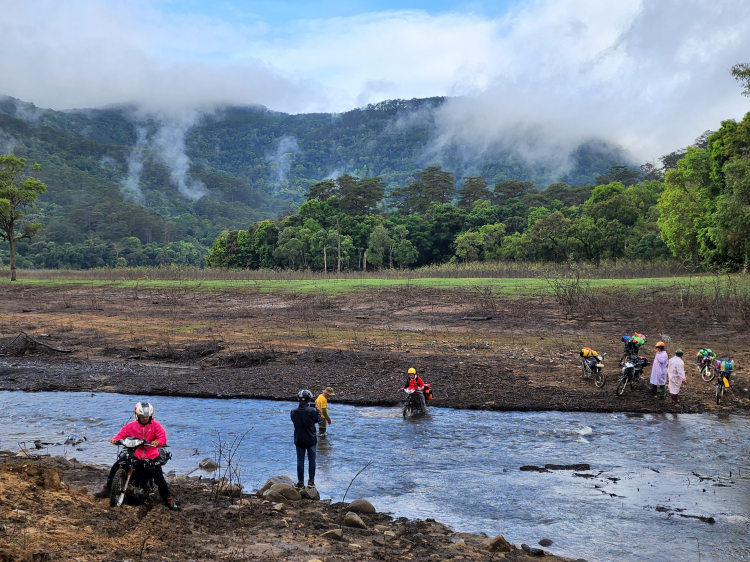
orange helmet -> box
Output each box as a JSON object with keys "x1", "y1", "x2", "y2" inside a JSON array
[{"x1": 655, "y1": 341, "x2": 666, "y2": 348}]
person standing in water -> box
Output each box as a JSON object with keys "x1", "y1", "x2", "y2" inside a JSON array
[{"x1": 315, "y1": 387, "x2": 335, "y2": 435}]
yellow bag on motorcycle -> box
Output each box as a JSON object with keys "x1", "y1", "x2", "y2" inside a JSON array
[{"x1": 580, "y1": 347, "x2": 598, "y2": 357}]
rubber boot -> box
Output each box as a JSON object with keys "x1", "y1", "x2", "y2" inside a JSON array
[
  {"x1": 165, "y1": 497, "x2": 179, "y2": 511},
  {"x1": 93, "y1": 484, "x2": 110, "y2": 498}
]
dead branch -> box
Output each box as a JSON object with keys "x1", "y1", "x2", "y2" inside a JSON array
[{"x1": 19, "y1": 331, "x2": 72, "y2": 353}]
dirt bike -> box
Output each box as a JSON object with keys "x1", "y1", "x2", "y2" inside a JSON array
[
  {"x1": 110, "y1": 437, "x2": 170, "y2": 508},
  {"x1": 616, "y1": 356, "x2": 651, "y2": 396},
  {"x1": 403, "y1": 388, "x2": 428, "y2": 418},
  {"x1": 697, "y1": 353, "x2": 716, "y2": 382},
  {"x1": 714, "y1": 361, "x2": 734, "y2": 405},
  {"x1": 581, "y1": 352, "x2": 606, "y2": 388}
]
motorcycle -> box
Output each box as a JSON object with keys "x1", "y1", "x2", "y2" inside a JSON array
[
  {"x1": 109, "y1": 437, "x2": 169, "y2": 508},
  {"x1": 581, "y1": 352, "x2": 606, "y2": 388},
  {"x1": 697, "y1": 350, "x2": 717, "y2": 382},
  {"x1": 616, "y1": 356, "x2": 651, "y2": 396},
  {"x1": 403, "y1": 388, "x2": 428, "y2": 418},
  {"x1": 714, "y1": 360, "x2": 734, "y2": 405}
]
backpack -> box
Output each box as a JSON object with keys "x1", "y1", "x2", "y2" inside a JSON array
[
  {"x1": 156, "y1": 447, "x2": 172, "y2": 466},
  {"x1": 580, "y1": 347, "x2": 598, "y2": 358}
]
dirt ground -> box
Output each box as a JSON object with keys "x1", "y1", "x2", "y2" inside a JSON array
[
  {"x1": 0, "y1": 455, "x2": 579, "y2": 562},
  {"x1": 0, "y1": 281, "x2": 748, "y2": 413}
]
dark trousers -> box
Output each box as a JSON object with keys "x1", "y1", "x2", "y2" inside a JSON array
[
  {"x1": 651, "y1": 384, "x2": 666, "y2": 397},
  {"x1": 295, "y1": 444, "x2": 316, "y2": 484},
  {"x1": 106, "y1": 461, "x2": 171, "y2": 501}
]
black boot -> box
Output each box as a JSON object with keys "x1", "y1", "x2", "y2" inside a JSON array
[{"x1": 93, "y1": 484, "x2": 110, "y2": 498}]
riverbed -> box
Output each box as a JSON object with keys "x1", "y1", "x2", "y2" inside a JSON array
[{"x1": 2, "y1": 391, "x2": 748, "y2": 562}]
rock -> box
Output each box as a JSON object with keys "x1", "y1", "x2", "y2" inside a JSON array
[
  {"x1": 347, "y1": 499, "x2": 376, "y2": 514},
  {"x1": 308, "y1": 559, "x2": 324, "y2": 562},
  {"x1": 343, "y1": 512, "x2": 368, "y2": 529},
  {"x1": 321, "y1": 529, "x2": 345, "y2": 541},
  {"x1": 262, "y1": 490, "x2": 287, "y2": 503},
  {"x1": 521, "y1": 544, "x2": 531, "y2": 552},
  {"x1": 198, "y1": 458, "x2": 218, "y2": 471},
  {"x1": 545, "y1": 464, "x2": 590, "y2": 471},
  {"x1": 374, "y1": 525, "x2": 390, "y2": 533},
  {"x1": 519, "y1": 466, "x2": 550, "y2": 472},
  {"x1": 529, "y1": 547, "x2": 545, "y2": 556},
  {"x1": 489, "y1": 534, "x2": 512, "y2": 553},
  {"x1": 383, "y1": 531, "x2": 397, "y2": 538},
  {"x1": 257, "y1": 475, "x2": 295, "y2": 497},
  {"x1": 272, "y1": 503, "x2": 285, "y2": 511},
  {"x1": 270, "y1": 483, "x2": 302, "y2": 500},
  {"x1": 539, "y1": 538, "x2": 553, "y2": 546},
  {"x1": 217, "y1": 479, "x2": 242, "y2": 498},
  {"x1": 15, "y1": 449, "x2": 33, "y2": 459},
  {"x1": 300, "y1": 486, "x2": 320, "y2": 500}
]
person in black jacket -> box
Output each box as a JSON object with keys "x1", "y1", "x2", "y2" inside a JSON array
[{"x1": 290, "y1": 389, "x2": 322, "y2": 488}]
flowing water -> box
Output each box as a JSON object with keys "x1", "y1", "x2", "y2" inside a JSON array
[{"x1": 2, "y1": 391, "x2": 748, "y2": 562}]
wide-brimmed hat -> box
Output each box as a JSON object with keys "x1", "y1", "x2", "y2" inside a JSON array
[
  {"x1": 323, "y1": 386, "x2": 335, "y2": 396},
  {"x1": 655, "y1": 341, "x2": 666, "y2": 348}
]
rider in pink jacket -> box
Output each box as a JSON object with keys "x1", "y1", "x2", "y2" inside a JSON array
[
  {"x1": 94, "y1": 402, "x2": 178, "y2": 510},
  {"x1": 112, "y1": 419, "x2": 166, "y2": 461}
]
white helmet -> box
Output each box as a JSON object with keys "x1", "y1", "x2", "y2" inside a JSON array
[{"x1": 134, "y1": 402, "x2": 154, "y2": 418}]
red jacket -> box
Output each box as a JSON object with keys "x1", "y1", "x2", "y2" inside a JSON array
[
  {"x1": 113, "y1": 419, "x2": 166, "y2": 460},
  {"x1": 404, "y1": 376, "x2": 424, "y2": 390}
]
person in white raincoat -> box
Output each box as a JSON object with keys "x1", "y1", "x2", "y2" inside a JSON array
[
  {"x1": 650, "y1": 342, "x2": 669, "y2": 398},
  {"x1": 667, "y1": 350, "x2": 686, "y2": 407}
]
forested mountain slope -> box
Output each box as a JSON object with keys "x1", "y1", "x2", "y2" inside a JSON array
[{"x1": 0, "y1": 95, "x2": 629, "y2": 268}]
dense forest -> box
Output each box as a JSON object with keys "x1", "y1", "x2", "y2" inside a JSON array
[
  {"x1": 209, "y1": 109, "x2": 750, "y2": 272},
  {"x1": 0, "y1": 95, "x2": 627, "y2": 269}
]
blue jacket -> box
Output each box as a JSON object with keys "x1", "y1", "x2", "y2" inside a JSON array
[{"x1": 291, "y1": 403, "x2": 321, "y2": 447}]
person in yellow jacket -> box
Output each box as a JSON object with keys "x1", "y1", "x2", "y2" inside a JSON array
[{"x1": 315, "y1": 387, "x2": 335, "y2": 435}]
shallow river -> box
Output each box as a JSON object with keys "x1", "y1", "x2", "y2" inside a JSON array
[{"x1": 1, "y1": 391, "x2": 748, "y2": 562}]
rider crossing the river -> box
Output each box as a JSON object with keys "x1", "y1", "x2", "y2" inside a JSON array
[
  {"x1": 404, "y1": 368, "x2": 427, "y2": 412},
  {"x1": 94, "y1": 402, "x2": 178, "y2": 510}
]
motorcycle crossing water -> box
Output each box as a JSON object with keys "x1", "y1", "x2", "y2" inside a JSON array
[{"x1": 1, "y1": 391, "x2": 748, "y2": 562}]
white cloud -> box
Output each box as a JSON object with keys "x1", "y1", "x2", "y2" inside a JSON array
[{"x1": 1, "y1": 0, "x2": 749, "y2": 163}]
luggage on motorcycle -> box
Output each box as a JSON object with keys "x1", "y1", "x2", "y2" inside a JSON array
[
  {"x1": 718, "y1": 360, "x2": 734, "y2": 374},
  {"x1": 580, "y1": 347, "x2": 599, "y2": 357},
  {"x1": 621, "y1": 335, "x2": 631, "y2": 344},
  {"x1": 424, "y1": 384, "x2": 433, "y2": 401},
  {"x1": 156, "y1": 447, "x2": 172, "y2": 466},
  {"x1": 631, "y1": 333, "x2": 646, "y2": 345},
  {"x1": 639, "y1": 356, "x2": 651, "y2": 367},
  {"x1": 698, "y1": 348, "x2": 714, "y2": 357}
]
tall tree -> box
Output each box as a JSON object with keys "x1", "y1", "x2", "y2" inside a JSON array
[
  {"x1": 458, "y1": 177, "x2": 492, "y2": 209},
  {"x1": 0, "y1": 155, "x2": 47, "y2": 281},
  {"x1": 493, "y1": 180, "x2": 534, "y2": 205},
  {"x1": 731, "y1": 63, "x2": 750, "y2": 96},
  {"x1": 338, "y1": 175, "x2": 385, "y2": 215},
  {"x1": 392, "y1": 167, "x2": 455, "y2": 214}
]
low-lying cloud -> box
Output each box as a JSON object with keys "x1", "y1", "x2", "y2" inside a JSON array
[{"x1": 1, "y1": 0, "x2": 749, "y2": 166}]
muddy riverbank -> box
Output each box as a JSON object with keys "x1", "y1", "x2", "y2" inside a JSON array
[
  {"x1": 1, "y1": 281, "x2": 749, "y2": 413},
  {"x1": 0, "y1": 455, "x2": 580, "y2": 561}
]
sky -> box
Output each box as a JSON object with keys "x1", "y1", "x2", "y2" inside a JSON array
[{"x1": 1, "y1": 0, "x2": 750, "y2": 163}]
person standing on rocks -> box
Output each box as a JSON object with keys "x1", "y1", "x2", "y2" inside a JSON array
[
  {"x1": 315, "y1": 387, "x2": 335, "y2": 436},
  {"x1": 667, "y1": 349, "x2": 686, "y2": 407},
  {"x1": 291, "y1": 389, "x2": 321, "y2": 489},
  {"x1": 650, "y1": 342, "x2": 669, "y2": 399}
]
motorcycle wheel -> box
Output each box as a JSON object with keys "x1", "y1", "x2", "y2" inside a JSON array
[
  {"x1": 701, "y1": 365, "x2": 715, "y2": 382},
  {"x1": 110, "y1": 468, "x2": 128, "y2": 508},
  {"x1": 581, "y1": 361, "x2": 591, "y2": 379},
  {"x1": 630, "y1": 377, "x2": 640, "y2": 390},
  {"x1": 403, "y1": 404, "x2": 412, "y2": 418},
  {"x1": 594, "y1": 370, "x2": 605, "y2": 388},
  {"x1": 716, "y1": 383, "x2": 723, "y2": 405},
  {"x1": 615, "y1": 377, "x2": 627, "y2": 396}
]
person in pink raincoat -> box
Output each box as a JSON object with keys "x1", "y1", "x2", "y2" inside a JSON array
[
  {"x1": 650, "y1": 342, "x2": 669, "y2": 398},
  {"x1": 94, "y1": 402, "x2": 178, "y2": 510},
  {"x1": 667, "y1": 349, "x2": 686, "y2": 407}
]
